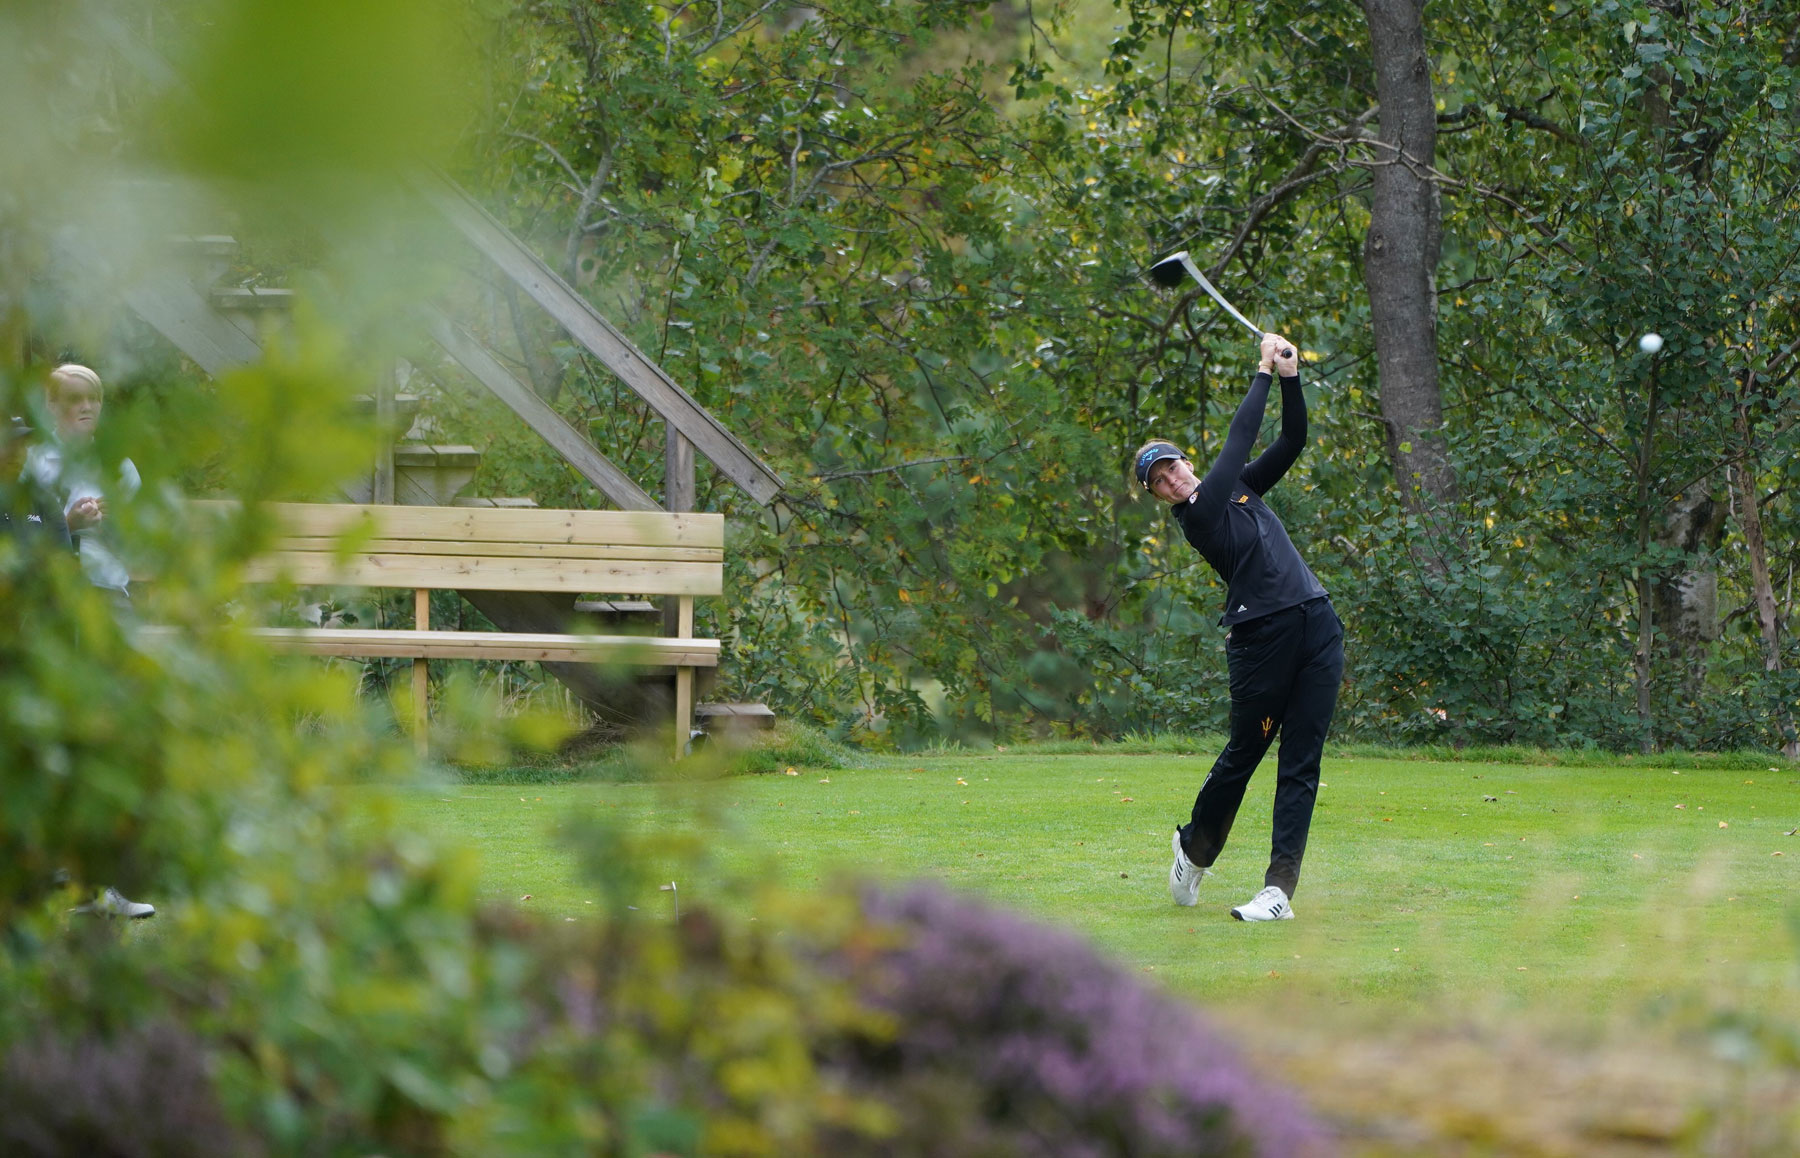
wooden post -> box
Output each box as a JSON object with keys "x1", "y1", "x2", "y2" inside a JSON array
[
  {"x1": 675, "y1": 595, "x2": 694, "y2": 759},
  {"x1": 413, "y1": 587, "x2": 430, "y2": 758},
  {"x1": 374, "y1": 362, "x2": 398, "y2": 505},
  {"x1": 666, "y1": 428, "x2": 696, "y2": 758}
]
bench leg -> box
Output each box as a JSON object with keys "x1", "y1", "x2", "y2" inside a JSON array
[
  {"x1": 413, "y1": 659, "x2": 429, "y2": 758},
  {"x1": 413, "y1": 588, "x2": 430, "y2": 759},
  {"x1": 673, "y1": 595, "x2": 695, "y2": 759},
  {"x1": 675, "y1": 666, "x2": 694, "y2": 760}
]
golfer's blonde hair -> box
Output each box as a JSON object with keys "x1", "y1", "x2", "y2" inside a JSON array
[{"x1": 48, "y1": 363, "x2": 104, "y2": 399}]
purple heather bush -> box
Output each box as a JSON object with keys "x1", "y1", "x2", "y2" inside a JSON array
[
  {"x1": 821, "y1": 883, "x2": 1330, "y2": 1158},
  {"x1": 0, "y1": 1021, "x2": 254, "y2": 1158}
]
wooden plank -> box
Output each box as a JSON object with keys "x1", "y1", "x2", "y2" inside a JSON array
[
  {"x1": 665, "y1": 430, "x2": 695, "y2": 638},
  {"x1": 123, "y1": 269, "x2": 265, "y2": 375},
  {"x1": 426, "y1": 310, "x2": 661, "y2": 512},
  {"x1": 251, "y1": 628, "x2": 721, "y2": 666},
  {"x1": 196, "y1": 500, "x2": 724, "y2": 550},
  {"x1": 413, "y1": 589, "x2": 430, "y2": 756},
  {"x1": 374, "y1": 362, "x2": 397, "y2": 505},
  {"x1": 271, "y1": 537, "x2": 722, "y2": 564},
  {"x1": 241, "y1": 553, "x2": 723, "y2": 595},
  {"x1": 666, "y1": 429, "x2": 695, "y2": 513},
  {"x1": 411, "y1": 169, "x2": 783, "y2": 507}
]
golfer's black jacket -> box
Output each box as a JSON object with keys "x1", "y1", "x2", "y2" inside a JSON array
[{"x1": 1169, "y1": 370, "x2": 1327, "y2": 627}]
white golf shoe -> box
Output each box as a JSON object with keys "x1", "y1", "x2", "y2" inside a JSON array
[
  {"x1": 71, "y1": 887, "x2": 156, "y2": 920},
  {"x1": 1230, "y1": 885, "x2": 1293, "y2": 922},
  {"x1": 1168, "y1": 829, "x2": 1206, "y2": 906}
]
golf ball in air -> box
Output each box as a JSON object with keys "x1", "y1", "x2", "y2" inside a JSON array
[{"x1": 1639, "y1": 332, "x2": 1663, "y2": 354}]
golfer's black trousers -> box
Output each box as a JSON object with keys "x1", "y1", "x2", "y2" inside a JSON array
[{"x1": 1181, "y1": 596, "x2": 1344, "y2": 898}]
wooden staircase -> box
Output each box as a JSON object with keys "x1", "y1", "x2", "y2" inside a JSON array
[{"x1": 113, "y1": 184, "x2": 774, "y2": 743}]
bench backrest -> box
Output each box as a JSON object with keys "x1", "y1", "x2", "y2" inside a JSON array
[{"x1": 208, "y1": 501, "x2": 724, "y2": 596}]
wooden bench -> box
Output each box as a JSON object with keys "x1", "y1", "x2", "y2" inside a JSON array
[{"x1": 202, "y1": 500, "x2": 722, "y2": 756}]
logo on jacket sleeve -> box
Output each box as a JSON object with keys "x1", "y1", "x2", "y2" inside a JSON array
[{"x1": 1235, "y1": 493, "x2": 1249, "y2": 503}]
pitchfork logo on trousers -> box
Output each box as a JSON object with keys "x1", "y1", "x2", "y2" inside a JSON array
[{"x1": 1261, "y1": 717, "x2": 1275, "y2": 738}]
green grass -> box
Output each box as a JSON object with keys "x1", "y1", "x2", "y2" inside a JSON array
[{"x1": 377, "y1": 749, "x2": 1800, "y2": 1024}]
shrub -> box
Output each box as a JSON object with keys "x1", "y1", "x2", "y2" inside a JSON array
[
  {"x1": 0, "y1": 1021, "x2": 253, "y2": 1158},
  {"x1": 821, "y1": 883, "x2": 1328, "y2": 1158}
]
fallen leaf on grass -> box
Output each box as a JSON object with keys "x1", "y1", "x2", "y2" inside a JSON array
[
  {"x1": 785, "y1": 767, "x2": 798, "y2": 776},
  {"x1": 1483, "y1": 795, "x2": 1497, "y2": 802},
  {"x1": 956, "y1": 778, "x2": 968, "y2": 786},
  {"x1": 1773, "y1": 852, "x2": 1784, "y2": 857},
  {"x1": 1120, "y1": 797, "x2": 1134, "y2": 803},
  {"x1": 1718, "y1": 821, "x2": 1728, "y2": 828},
  {"x1": 818, "y1": 777, "x2": 831, "y2": 784},
  {"x1": 1674, "y1": 804, "x2": 1686, "y2": 809},
  {"x1": 520, "y1": 894, "x2": 532, "y2": 901}
]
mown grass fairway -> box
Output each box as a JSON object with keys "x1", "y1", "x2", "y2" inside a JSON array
[{"x1": 382, "y1": 749, "x2": 1800, "y2": 1021}]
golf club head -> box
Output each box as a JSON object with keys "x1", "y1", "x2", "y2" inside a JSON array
[{"x1": 1148, "y1": 251, "x2": 1190, "y2": 288}]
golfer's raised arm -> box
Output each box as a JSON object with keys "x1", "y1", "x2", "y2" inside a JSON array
[
  {"x1": 1194, "y1": 369, "x2": 1272, "y2": 511},
  {"x1": 1242, "y1": 333, "x2": 1305, "y2": 495}
]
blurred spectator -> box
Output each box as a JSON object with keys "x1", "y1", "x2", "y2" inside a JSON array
[
  {"x1": 27, "y1": 363, "x2": 140, "y2": 598},
  {"x1": 16, "y1": 369, "x2": 157, "y2": 921}
]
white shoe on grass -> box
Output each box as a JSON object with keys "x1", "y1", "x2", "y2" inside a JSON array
[
  {"x1": 1230, "y1": 885, "x2": 1293, "y2": 922},
  {"x1": 71, "y1": 887, "x2": 156, "y2": 920},
  {"x1": 1168, "y1": 829, "x2": 1206, "y2": 907}
]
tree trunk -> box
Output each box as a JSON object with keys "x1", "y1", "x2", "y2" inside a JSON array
[
  {"x1": 1651, "y1": 481, "x2": 1727, "y2": 708},
  {"x1": 1361, "y1": 0, "x2": 1455, "y2": 514},
  {"x1": 1731, "y1": 405, "x2": 1797, "y2": 757},
  {"x1": 1631, "y1": 366, "x2": 1662, "y2": 753}
]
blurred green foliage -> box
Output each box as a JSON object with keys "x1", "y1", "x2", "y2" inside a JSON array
[{"x1": 2, "y1": 6, "x2": 1331, "y2": 1154}]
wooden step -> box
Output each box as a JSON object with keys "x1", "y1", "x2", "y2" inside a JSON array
[
  {"x1": 696, "y1": 702, "x2": 776, "y2": 734},
  {"x1": 169, "y1": 234, "x2": 240, "y2": 259},
  {"x1": 573, "y1": 599, "x2": 657, "y2": 615},
  {"x1": 352, "y1": 393, "x2": 426, "y2": 437},
  {"x1": 455, "y1": 496, "x2": 540, "y2": 509},
  {"x1": 341, "y1": 444, "x2": 482, "y2": 506},
  {"x1": 211, "y1": 286, "x2": 296, "y2": 311}
]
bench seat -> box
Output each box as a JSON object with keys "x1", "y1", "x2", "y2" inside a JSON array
[{"x1": 247, "y1": 627, "x2": 720, "y2": 666}]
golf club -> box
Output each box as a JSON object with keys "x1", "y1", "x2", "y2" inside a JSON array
[{"x1": 1149, "y1": 250, "x2": 1293, "y2": 360}]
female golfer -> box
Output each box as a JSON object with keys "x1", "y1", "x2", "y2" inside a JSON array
[{"x1": 1135, "y1": 332, "x2": 1343, "y2": 922}]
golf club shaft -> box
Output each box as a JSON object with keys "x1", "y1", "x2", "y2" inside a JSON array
[{"x1": 1175, "y1": 254, "x2": 1294, "y2": 360}]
